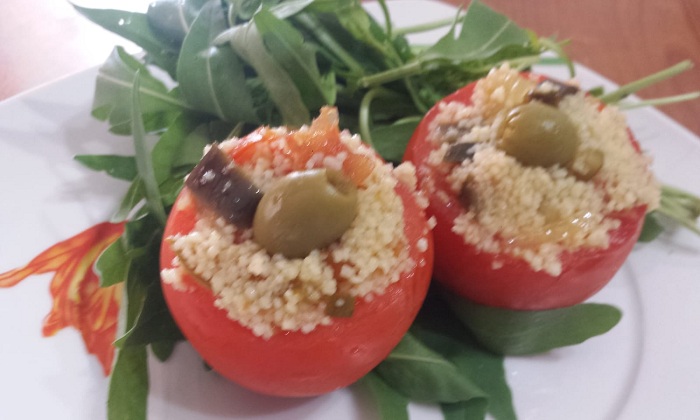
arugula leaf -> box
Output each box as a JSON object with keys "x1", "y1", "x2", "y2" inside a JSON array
[
  {"x1": 414, "y1": 291, "x2": 516, "y2": 420},
  {"x1": 74, "y1": 154, "x2": 138, "y2": 181},
  {"x1": 370, "y1": 117, "x2": 420, "y2": 163},
  {"x1": 375, "y1": 332, "x2": 486, "y2": 403},
  {"x1": 95, "y1": 238, "x2": 131, "y2": 287},
  {"x1": 107, "y1": 346, "x2": 149, "y2": 420},
  {"x1": 151, "y1": 113, "x2": 227, "y2": 207},
  {"x1": 115, "y1": 271, "x2": 183, "y2": 348},
  {"x1": 131, "y1": 71, "x2": 168, "y2": 225},
  {"x1": 292, "y1": 12, "x2": 367, "y2": 77},
  {"x1": 92, "y1": 47, "x2": 187, "y2": 135},
  {"x1": 228, "y1": 0, "x2": 262, "y2": 21},
  {"x1": 72, "y1": 3, "x2": 179, "y2": 76},
  {"x1": 215, "y1": 0, "x2": 316, "y2": 40},
  {"x1": 441, "y1": 399, "x2": 489, "y2": 420},
  {"x1": 357, "y1": 372, "x2": 410, "y2": 420},
  {"x1": 146, "y1": 0, "x2": 207, "y2": 47},
  {"x1": 105, "y1": 212, "x2": 182, "y2": 420},
  {"x1": 176, "y1": 1, "x2": 260, "y2": 123},
  {"x1": 99, "y1": 112, "x2": 227, "y2": 223},
  {"x1": 446, "y1": 293, "x2": 622, "y2": 356},
  {"x1": 150, "y1": 113, "x2": 208, "y2": 183},
  {"x1": 150, "y1": 340, "x2": 177, "y2": 362},
  {"x1": 123, "y1": 213, "x2": 165, "y2": 254},
  {"x1": 254, "y1": 8, "x2": 336, "y2": 110},
  {"x1": 638, "y1": 211, "x2": 665, "y2": 242},
  {"x1": 112, "y1": 178, "x2": 146, "y2": 222},
  {"x1": 331, "y1": 0, "x2": 401, "y2": 67},
  {"x1": 107, "y1": 238, "x2": 152, "y2": 420},
  {"x1": 421, "y1": 1, "x2": 536, "y2": 63},
  {"x1": 228, "y1": 18, "x2": 310, "y2": 126}
]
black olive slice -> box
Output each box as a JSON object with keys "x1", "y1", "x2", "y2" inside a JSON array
[{"x1": 185, "y1": 145, "x2": 263, "y2": 228}]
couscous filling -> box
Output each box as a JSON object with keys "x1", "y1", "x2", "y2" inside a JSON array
[
  {"x1": 426, "y1": 65, "x2": 660, "y2": 276},
  {"x1": 162, "y1": 108, "x2": 420, "y2": 338}
]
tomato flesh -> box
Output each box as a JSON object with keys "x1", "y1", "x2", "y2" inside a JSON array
[
  {"x1": 160, "y1": 117, "x2": 433, "y2": 396},
  {"x1": 404, "y1": 80, "x2": 646, "y2": 310}
]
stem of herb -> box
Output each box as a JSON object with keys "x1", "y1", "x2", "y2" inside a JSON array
[
  {"x1": 656, "y1": 185, "x2": 700, "y2": 235},
  {"x1": 377, "y1": 0, "x2": 392, "y2": 39},
  {"x1": 616, "y1": 92, "x2": 700, "y2": 110},
  {"x1": 599, "y1": 60, "x2": 694, "y2": 104},
  {"x1": 402, "y1": 77, "x2": 430, "y2": 114},
  {"x1": 358, "y1": 87, "x2": 404, "y2": 147},
  {"x1": 358, "y1": 88, "x2": 380, "y2": 148},
  {"x1": 358, "y1": 60, "x2": 424, "y2": 88},
  {"x1": 537, "y1": 37, "x2": 574, "y2": 76}
]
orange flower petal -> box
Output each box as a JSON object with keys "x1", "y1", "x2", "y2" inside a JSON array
[{"x1": 1, "y1": 222, "x2": 125, "y2": 375}]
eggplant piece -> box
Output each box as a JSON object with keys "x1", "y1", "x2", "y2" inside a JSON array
[{"x1": 185, "y1": 145, "x2": 263, "y2": 228}]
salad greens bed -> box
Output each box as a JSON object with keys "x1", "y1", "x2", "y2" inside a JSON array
[{"x1": 68, "y1": 0, "x2": 699, "y2": 419}]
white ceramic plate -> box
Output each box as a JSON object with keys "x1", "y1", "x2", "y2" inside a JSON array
[{"x1": 1, "y1": 2, "x2": 699, "y2": 419}]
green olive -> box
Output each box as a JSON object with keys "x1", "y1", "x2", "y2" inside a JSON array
[
  {"x1": 253, "y1": 169, "x2": 358, "y2": 259},
  {"x1": 498, "y1": 102, "x2": 580, "y2": 167},
  {"x1": 569, "y1": 148, "x2": 605, "y2": 181}
]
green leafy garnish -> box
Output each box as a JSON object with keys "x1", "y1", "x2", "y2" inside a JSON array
[
  {"x1": 77, "y1": 0, "x2": 568, "y2": 158},
  {"x1": 91, "y1": 47, "x2": 187, "y2": 135},
  {"x1": 107, "y1": 346, "x2": 149, "y2": 420},
  {"x1": 73, "y1": 3, "x2": 180, "y2": 76},
  {"x1": 445, "y1": 294, "x2": 622, "y2": 355},
  {"x1": 375, "y1": 332, "x2": 486, "y2": 404},
  {"x1": 358, "y1": 372, "x2": 410, "y2": 420},
  {"x1": 131, "y1": 71, "x2": 168, "y2": 224},
  {"x1": 365, "y1": 290, "x2": 516, "y2": 420},
  {"x1": 176, "y1": 1, "x2": 260, "y2": 123},
  {"x1": 74, "y1": 154, "x2": 138, "y2": 181}
]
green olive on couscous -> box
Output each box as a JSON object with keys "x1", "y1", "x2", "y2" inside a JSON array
[
  {"x1": 252, "y1": 168, "x2": 358, "y2": 259},
  {"x1": 498, "y1": 101, "x2": 580, "y2": 167}
]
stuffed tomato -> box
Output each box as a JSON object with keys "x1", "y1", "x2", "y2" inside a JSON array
[
  {"x1": 160, "y1": 107, "x2": 433, "y2": 397},
  {"x1": 404, "y1": 65, "x2": 659, "y2": 310}
]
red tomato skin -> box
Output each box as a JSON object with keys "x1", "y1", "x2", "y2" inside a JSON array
[
  {"x1": 160, "y1": 182, "x2": 433, "y2": 397},
  {"x1": 404, "y1": 80, "x2": 646, "y2": 311}
]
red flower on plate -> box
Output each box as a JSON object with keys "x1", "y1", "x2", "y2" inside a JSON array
[{"x1": 0, "y1": 222, "x2": 125, "y2": 375}]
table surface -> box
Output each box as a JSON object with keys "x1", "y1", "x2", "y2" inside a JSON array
[{"x1": 1, "y1": 0, "x2": 699, "y2": 137}]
